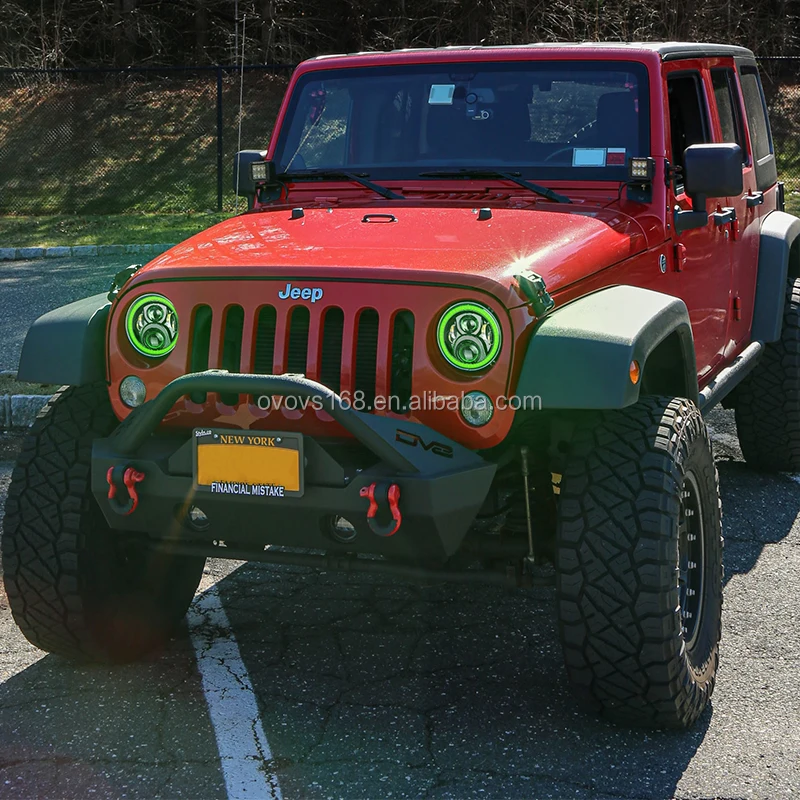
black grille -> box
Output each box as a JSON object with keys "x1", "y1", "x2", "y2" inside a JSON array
[
  {"x1": 286, "y1": 307, "x2": 310, "y2": 375},
  {"x1": 187, "y1": 302, "x2": 413, "y2": 413},
  {"x1": 390, "y1": 311, "x2": 415, "y2": 413},
  {"x1": 189, "y1": 305, "x2": 212, "y2": 404},
  {"x1": 220, "y1": 305, "x2": 244, "y2": 405},
  {"x1": 319, "y1": 307, "x2": 344, "y2": 393},
  {"x1": 254, "y1": 305, "x2": 277, "y2": 374},
  {"x1": 354, "y1": 309, "x2": 379, "y2": 411}
]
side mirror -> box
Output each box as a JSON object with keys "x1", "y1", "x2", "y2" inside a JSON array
[
  {"x1": 233, "y1": 151, "x2": 275, "y2": 197},
  {"x1": 675, "y1": 144, "x2": 743, "y2": 234}
]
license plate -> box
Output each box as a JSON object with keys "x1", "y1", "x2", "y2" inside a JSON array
[{"x1": 193, "y1": 429, "x2": 304, "y2": 498}]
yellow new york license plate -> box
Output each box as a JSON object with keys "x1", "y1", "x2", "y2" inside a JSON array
[{"x1": 193, "y1": 430, "x2": 304, "y2": 498}]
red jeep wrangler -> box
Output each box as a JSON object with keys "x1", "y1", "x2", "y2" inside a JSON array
[{"x1": 5, "y1": 43, "x2": 799, "y2": 729}]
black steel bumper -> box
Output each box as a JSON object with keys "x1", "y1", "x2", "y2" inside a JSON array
[{"x1": 91, "y1": 371, "x2": 496, "y2": 560}]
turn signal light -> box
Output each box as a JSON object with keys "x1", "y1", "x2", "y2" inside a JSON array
[{"x1": 629, "y1": 360, "x2": 641, "y2": 385}]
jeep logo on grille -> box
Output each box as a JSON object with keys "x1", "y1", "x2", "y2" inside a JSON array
[{"x1": 278, "y1": 282, "x2": 323, "y2": 303}]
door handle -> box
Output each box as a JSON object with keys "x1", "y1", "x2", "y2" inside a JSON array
[
  {"x1": 712, "y1": 207, "x2": 736, "y2": 226},
  {"x1": 745, "y1": 191, "x2": 764, "y2": 208}
]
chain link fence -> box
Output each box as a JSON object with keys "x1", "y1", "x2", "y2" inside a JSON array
[
  {"x1": 759, "y1": 58, "x2": 800, "y2": 203},
  {"x1": 0, "y1": 65, "x2": 292, "y2": 215},
  {"x1": 0, "y1": 59, "x2": 797, "y2": 215}
]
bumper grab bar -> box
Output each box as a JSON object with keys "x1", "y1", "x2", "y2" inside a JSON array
[{"x1": 109, "y1": 370, "x2": 420, "y2": 473}]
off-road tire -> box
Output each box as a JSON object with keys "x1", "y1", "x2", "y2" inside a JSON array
[
  {"x1": 2, "y1": 383, "x2": 205, "y2": 662},
  {"x1": 735, "y1": 277, "x2": 800, "y2": 471},
  {"x1": 556, "y1": 396, "x2": 723, "y2": 728}
]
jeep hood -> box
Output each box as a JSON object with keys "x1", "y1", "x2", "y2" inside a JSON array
[{"x1": 135, "y1": 205, "x2": 646, "y2": 307}]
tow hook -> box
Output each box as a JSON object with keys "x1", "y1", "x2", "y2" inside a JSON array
[
  {"x1": 106, "y1": 466, "x2": 145, "y2": 516},
  {"x1": 359, "y1": 482, "x2": 402, "y2": 537}
]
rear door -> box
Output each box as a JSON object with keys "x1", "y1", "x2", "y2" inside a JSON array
[{"x1": 708, "y1": 64, "x2": 758, "y2": 353}]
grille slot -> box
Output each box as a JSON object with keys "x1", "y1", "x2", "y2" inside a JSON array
[
  {"x1": 254, "y1": 306, "x2": 277, "y2": 374},
  {"x1": 287, "y1": 307, "x2": 310, "y2": 375},
  {"x1": 220, "y1": 305, "x2": 244, "y2": 405},
  {"x1": 354, "y1": 308, "x2": 379, "y2": 411},
  {"x1": 390, "y1": 311, "x2": 414, "y2": 413},
  {"x1": 319, "y1": 307, "x2": 344, "y2": 393},
  {"x1": 189, "y1": 305, "x2": 212, "y2": 404}
]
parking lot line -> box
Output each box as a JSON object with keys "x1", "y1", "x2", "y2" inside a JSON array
[{"x1": 188, "y1": 584, "x2": 282, "y2": 800}]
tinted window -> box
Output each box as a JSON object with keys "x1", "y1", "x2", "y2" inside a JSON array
[
  {"x1": 273, "y1": 61, "x2": 650, "y2": 180},
  {"x1": 711, "y1": 68, "x2": 745, "y2": 159},
  {"x1": 740, "y1": 67, "x2": 773, "y2": 161},
  {"x1": 667, "y1": 72, "x2": 710, "y2": 185}
]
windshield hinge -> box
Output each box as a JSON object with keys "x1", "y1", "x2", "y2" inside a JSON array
[{"x1": 515, "y1": 271, "x2": 555, "y2": 318}]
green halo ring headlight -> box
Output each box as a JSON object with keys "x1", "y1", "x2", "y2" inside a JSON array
[
  {"x1": 125, "y1": 294, "x2": 179, "y2": 358},
  {"x1": 437, "y1": 302, "x2": 502, "y2": 372}
]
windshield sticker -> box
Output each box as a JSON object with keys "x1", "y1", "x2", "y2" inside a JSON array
[
  {"x1": 572, "y1": 148, "x2": 607, "y2": 167},
  {"x1": 429, "y1": 84, "x2": 456, "y2": 105},
  {"x1": 606, "y1": 147, "x2": 627, "y2": 166}
]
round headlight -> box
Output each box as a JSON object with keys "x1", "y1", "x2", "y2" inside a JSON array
[
  {"x1": 126, "y1": 294, "x2": 178, "y2": 357},
  {"x1": 437, "y1": 302, "x2": 502, "y2": 371}
]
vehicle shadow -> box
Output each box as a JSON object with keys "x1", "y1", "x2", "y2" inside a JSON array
[
  {"x1": 211, "y1": 415, "x2": 800, "y2": 799},
  {"x1": 216, "y1": 563, "x2": 711, "y2": 800},
  {"x1": 0, "y1": 612, "x2": 227, "y2": 799},
  {"x1": 1, "y1": 410, "x2": 796, "y2": 799}
]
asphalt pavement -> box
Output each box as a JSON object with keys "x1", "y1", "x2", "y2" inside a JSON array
[
  {"x1": 0, "y1": 255, "x2": 136, "y2": 372},
  {"x1": 1, "y1": 257, "x2": 800, "y2": 798}
]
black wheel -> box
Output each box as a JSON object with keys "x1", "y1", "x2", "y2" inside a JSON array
[
  {"x1": 2, "y1": 383, "x2": 205, "y2": 663},
  {"x1": 556, "y1": 396, "x2": 723, "y2": 728},
  {"x1": 735, "y1": 277, "x2": 800, "y2": 471}
]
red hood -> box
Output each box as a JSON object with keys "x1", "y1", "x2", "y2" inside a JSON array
[{"x1": 134, "y1": 204, "x2": 646, "y2": 306}]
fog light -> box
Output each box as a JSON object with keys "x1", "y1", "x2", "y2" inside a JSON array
[
  {"x1": 330, "y1": 516, "x2": 357, "y2": 543},
  {"x1": 186, "y1": 505, "x2": 210, "y2": 532},
  {"x1": 460, "y1": 391, "x2": 494, "y2": 427},
  {"x1": 119, "y1": 375, "x2": 146, "y2": 408}
]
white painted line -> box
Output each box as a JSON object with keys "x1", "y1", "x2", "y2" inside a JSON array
[{"x1": 188, "y1": 584, "x2": 282, "y2": 800}]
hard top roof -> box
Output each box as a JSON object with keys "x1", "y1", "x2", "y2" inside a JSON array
[{"x1": 306, "y1": 41, "x2": 755, "y2": 65}]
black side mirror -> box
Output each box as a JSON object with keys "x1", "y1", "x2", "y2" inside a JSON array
[
  {"x1": 233, "y1": 151, "x2": 276, "y2": 197},
  {"x1": 675, "y1": 143, "x2": 743, "y2": 234}
]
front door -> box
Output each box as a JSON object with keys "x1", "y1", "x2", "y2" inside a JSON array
[{"x1": 666, "y1": 67, "x2": 733, "y2": 380}]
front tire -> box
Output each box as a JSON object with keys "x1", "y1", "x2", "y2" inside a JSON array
[
  {"x1": 556, "y1": 396, "x2": 722, "y2": 728},
  {"x1": 2, "y1": 383, "x2": 205, "y2": 662}
]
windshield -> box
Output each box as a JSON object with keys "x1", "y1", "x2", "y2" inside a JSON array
[{"x1": 272, "y1": 60, "x2": 650, "y2": 180}]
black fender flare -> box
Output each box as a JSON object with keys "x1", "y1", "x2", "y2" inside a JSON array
[
  {"x1": 752, "y1": 210, "x2": 800, "y2": 343},
  {"x1": 514, "y1": 285, "x2": 698, "y2": 409},
  {"x1": 17, "y1": 294, "x2": 110, "y2": 385}
]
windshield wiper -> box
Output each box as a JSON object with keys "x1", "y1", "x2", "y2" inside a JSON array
[
  {"x1": 417, "y1": 169, "x2": 571, "y2": 204},
  {"x1": 279, "y1": 170, "x2": 404, "y2": 201}
]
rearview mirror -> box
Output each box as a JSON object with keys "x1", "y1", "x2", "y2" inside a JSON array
[
  {"x1": 675, "y1": 143, "x2": 743, "y2": 234},
  {"x1": 233, "y1": 151, "x2": 275, "y2": 198}
]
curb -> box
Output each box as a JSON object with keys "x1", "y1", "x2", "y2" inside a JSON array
[
  {"x1": 0, "y1": 243, "x2": 176, "y2": 261},
  {"x1": 0, "y1": 394, "x2": 51, "y2": 430}
]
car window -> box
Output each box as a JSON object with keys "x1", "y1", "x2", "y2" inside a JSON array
[
  {"x1": 711, "y1": 68, "x2": 745, "y2": 161},
  {"x1": 739, "y1": 67, "x2": 773, "y2": 162},
  {"x1": 667, "y1": 72, "x2": 711, "y2": 190}
]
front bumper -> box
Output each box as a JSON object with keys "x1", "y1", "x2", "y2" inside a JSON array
[{"x1": 92, "y1": 371, "x2": 496, "y2": 560}]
